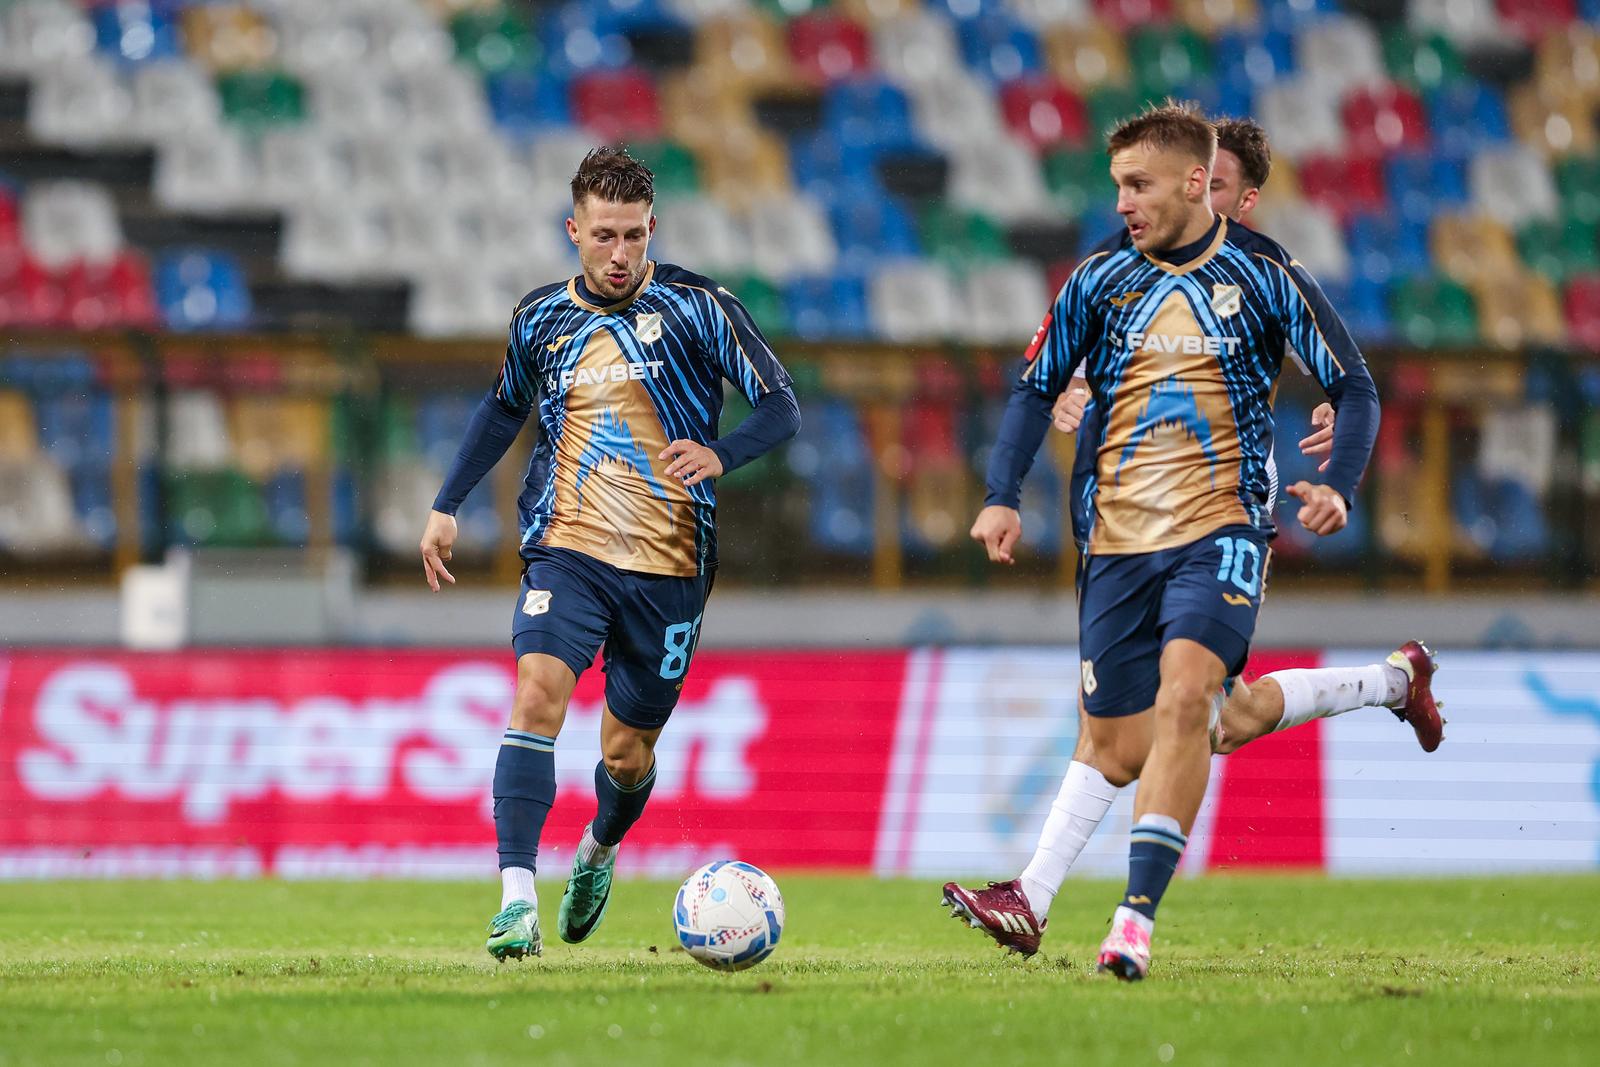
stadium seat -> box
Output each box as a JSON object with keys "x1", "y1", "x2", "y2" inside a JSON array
[
  {"x1": 1563, "y1": 273, "x2": 1600, "y2": 350},
  {"x1": 60, "y1": 251, "x2": 158, "y2": 331},
  {"x1": 1174, "y1": 0, "x2": 1259, "y2": 34},
  {"x1": 449, "y1": 4, "x2": 538, "y2": 75},
  {"x1": 571, "y1": 67, "x2": 664, "y2": 141},
  {"x1": 154, "y1": 250, "x2": 252, "y2": 332},
  {"x1": 827, "y1": 181, "x2": 921, "y2": 263},
  {"x1": 1508, "y1": 83, "x2": 1598, "y2": 158},
  {"x1": 1471, "y1": 269, "x2": 1566, "y2": 347},
  {"x1": 919, "y1": 204, "x2": 1010, "y2": 267},
  {"x1": 998, "y1": 76, "x2": 1089, "y2": 149},
  {"x1": 1517, "y1": 215, "x2": 1600, "y2": 284},
  {"x1": 745, "y1": 192, "x2": 838, "y2": 279},
  {"x1": 1094, "y1": 0, "x2": 1177, "y2": 33},
  {"x1": 1556, "y1": 154, "x2": 1600, "y2": 223},
  {"x1": 1296, "y1": 153, "x2": 1387, "y2": 225},
  {"x1": 785, "y1": 273, "x2": 870, "y2": 339},
  {"x1": 904, "y1": 68, "x2": 1008, "y2": 150},
  {"x1": 1469, "y1": 145, "x2": 1560, "y2": 227},
  {"x1": 956, "y1": 12, "x2": 1044, "y2": 84},
  {"x1": 485, "y1": 70, "x2": 572, "y2": 133},
  {"x1": 1128, "y1": 24, "x2": 1213, "y2": 99},
  {"x1": 1431, "y1": 212, "x2": 1520, "y2": 284},
  {"x1": 798, "y1": 397, "x2": 874, "y2": 556},
  {"x1": 0, "y1": 251, "x2": 64, "y2": 329},
  {"x1": 91, "y1": 3, "x2": 182, "y2": 66},
  {"x1": 1386, "y1": 150, "x2": 1471, "y2": 222},
  {"x1": 1253, "y1": 199, "x2": 1350, "y2": 281},
  {"x1": 1429, "y1": 81, "x2": 1512, "y2": 155},
  {"x1": 872, "y1": 8, "x2": 962, "y2": 85},
  {"x1": 216, "y1": 68, "x2": 306, "y2": 128},
  {"x1": 788, "y1": 11, "x2": 874, "y2": 83},
  {"x1": 716, "y1": 271, "x2": 790, "y2": 336},
  {"x1": 153, "y1": 127, "x2": 257, "y2": 214},
  {"x1": 179, "y1": 4, "x2": 279, "y2": 71},
  {"x1": 1390, "y1": 275, "x2": 1479, "y2": 347},
  {"x1": 1409, "y1": 0, "x2": 1504, "y2": 42},
  {"x1": 1043, "y1": 22, "x2": 1132, "y2": 94},
  {"x1": 696, "y1": 126, "x2": 794, "y2": 211},
  {"x1": 1043, "y1": 146, "x2": 1112, "y2": 220},
  {"x1": 628, "y1": 138, "x2": 702, "y2": 197},
  {"x1": 0, "y1": 457, "x2": 89, "y2": 554},
  {"x1": 1258, "y1": 77, "x2": 1347, "y2": 159},
  {"x1": 1342, "y1": 84, "x2": 1430, "y2": 155},
  {"x1": 1346, "y1": 214, "x2": 1433, "y2": 284},
  {"x1": 947, "y1": 134, "x2": 1052, "y2": 223},
  {"x1": 1319, "y1": 274, "x2": 1393, "y2": 343},
  {"x1": 1010, "y1": 0, "x2": 1095, "y2": 28},
  {"x1": 1297, "y1": 15, "x2": 1386, "y2": 98},
  {"x1": 398, "y1": 63, "x2": 492, "y2": 134},
  {"x1": 1498, "y1": 0, "x2": 1578, "y2": 39},
  {"x1": 22, "y1": 181, "x2": 123, "y2": 268},
  {"x1": 868, "y1": 259, "x2": 961, "y2": 341},
  {"x1": 537, "y1": 2, "x2": 634, "y2": 79},
  {"x1": 960, "y1": 259, "x2": 1052, "y2": 345},
  {"x1": 650, "y1": 194, "x2": 751, "y2": 276},
  {"x1": 1381, "y1": 27, "x2": 1465, "y2": 93},
  {"x1": 164, "y1": 467, "x2": 271, "y2": 547},
  {"x1": 26, "y1": 55, "x2": 134, "y2": 146},
  {"x1": 695, "y1": 12, "x2": 794, "y2": 91},
  {"x1": 131, "y1": 61, "x2": 223, "y2": 142},
  {"x1": 1533, "y1": 23, "x2": 1600, "y2": 102},
  {"x1": 163, "y1": 389, "x2": 232, "y2": 471}
]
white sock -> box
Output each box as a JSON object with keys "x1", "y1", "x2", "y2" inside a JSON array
[
  {"x1": 577, "y1": 824, "x2": 616, "y2": 867},
  {"x1": 500, "y1": 866, "x2": 536, "y2": 909},
  {"x1": 1111, "y1": 903, "x2": 1155, "y2": 938},
  {"x1": 1018, "y1": 761, "x2": 1120, "y2": 923},
  {"x1": 1269, "y1": 663, "x2": 1408, "y2": 732}
]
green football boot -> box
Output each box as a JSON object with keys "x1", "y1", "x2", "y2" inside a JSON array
[
  {"x1": 557, "y1": 836, "x2": 617, "y2": 944},
  {"x1": 486, "y1": 898, "x2": 540, "y2": 961}
]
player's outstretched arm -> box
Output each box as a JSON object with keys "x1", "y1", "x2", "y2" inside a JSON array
[{"x1": 422, "y1": 389, "x2": 531, "y2": 590}]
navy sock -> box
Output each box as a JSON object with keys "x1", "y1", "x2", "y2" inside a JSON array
[
  {"x1": 590, "y1": 759, "x2": 657, "y2": 847},
  {"x1": 1122, "y1": 819, "x2": 1188, "y2": 921},
  {"x1": 493, "y1": 730, "x2": 556, "y2": 872}
]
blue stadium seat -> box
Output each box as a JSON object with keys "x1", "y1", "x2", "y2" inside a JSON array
[
  {"x1": 154, "y1": 250, "x2": 251, "y2": 331},
  {"x1": 784, "y1": 274, "x2": 870, "y2": 340},
  {"x1": 92, "y1": 4, "x2": 182, "y2": 65},
  {"x1": 789, "y1": 132, "x2": 881, "y2": 200},
  {"x1": 957, "y1": 14, "x2": 1042, "y2": 83},
  {"x1": 795, "y1": 398, "x2": 873, "y2": 556},
  {"x1": 332, "y1": 468, "x2": 360, "y2": 546},
  {"x1": 590, "y1": 0, "x2": 683, "y2": 33},
  {"x1": 417, "y1": 395, "x2": 481, "y2": 469},
  {"x1": 1318, "y1": 275, "x2": 1393, "y2": 345},
  {"x1": 1386, "y1": 151, "x2": 1471, "y2": 223},
  {"x1": 486, "y1": 71, "x2": 571, "y2": 132},
  {"x1": 1453, "y1": 475, "x2": 1552, "y2": 563},
  {"x1": 1346, "y1": 214, "x2": 1432, "y2": 285},
  {"x1": 69, "y1": 462, "x2": 116, "y2": 548},
  {"x1": 265, "y1": 471, "x2": 310, "y2": 546},
  {"x1": 825, "y1": 181, "x2": 920, "y2": 262},
  {"x1": 1258, "y1": 0, "x2": 1342, "y2": 33},
  {"x1": 34, "y1": 393, "x2": 115, "y2": 469},
  {"x1": 1214, "y1": 27, "x2": 1297, "y2": 93},
  {"x1": 1428, "y1": 83, "x2": 1512, "y2": 155},
  {"x1": 538, "y1": 3, "x2": 634, "y2": 77},
  {"x1": 824, "y1": 76, "x2": 915, "y2": 139}
]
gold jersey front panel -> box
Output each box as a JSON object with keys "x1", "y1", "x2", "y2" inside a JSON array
[
  {"x1": 1090, "y1": 290, "x2": 1250, "y2": 555},
  {"x1": 541, "y1": 331, "x2": 700, "y2": 575}
]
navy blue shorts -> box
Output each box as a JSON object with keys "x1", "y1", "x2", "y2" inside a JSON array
[
  {"x1": 511, "y1": 547, "x2": 716, "y2": 730},
  {"x1": 1077, "y1": 525, "x2": 1269, "y2": 719}
]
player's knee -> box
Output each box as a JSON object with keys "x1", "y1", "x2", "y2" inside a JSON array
[
  {"x1": 1154, "y1": 677, "x2": 1214, "y2": 734},
  {"x1": 600, "y1": 734, "x2": 653, "y2": 783},
  {"x1": 510, "y1": 675, "x2": 567, "y2": 734}
]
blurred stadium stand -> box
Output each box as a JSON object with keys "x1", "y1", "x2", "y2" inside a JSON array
[{"x1": 0, "y1": 0, "x2": 1598, "y2": 599}]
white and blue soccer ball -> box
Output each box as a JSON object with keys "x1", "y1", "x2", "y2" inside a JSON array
[{"x1": 673, "y1": 860, "x2": 785, "y2": 972}]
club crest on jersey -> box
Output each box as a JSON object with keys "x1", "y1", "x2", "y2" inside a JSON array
[
  {"x1": 634, "y1": 312, "x2": 664, "y2": 344},
  {"x1": 1211, "y1": 284, "x2": 1242, "y2": 318}
]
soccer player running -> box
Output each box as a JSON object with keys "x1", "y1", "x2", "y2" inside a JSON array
[
  {"x1": 955, "y1": 104, "x2": 1381, "y2": 981},
  {"x1": 944, "y1": 116, "x2": 1444, "y2": 966},
  {"x1": 419, "y1": 148, "x2": 800, "y2": 960}
]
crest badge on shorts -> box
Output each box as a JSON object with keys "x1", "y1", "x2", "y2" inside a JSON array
[
  {"x1": 522, "y1": 589, "x2": 553, "y2": 617},
  {"x1": 634, "y1": 312, "x2": 664, "y2": 344},
  {"x1": 1211, "y1": 284, "x2": 1242, "y2": 318}
]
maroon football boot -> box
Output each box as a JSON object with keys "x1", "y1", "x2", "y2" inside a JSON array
[
  {"x1": 1387, "y1": 640, "x2": 1445, "y2": 753},
  {"x1": 941, "y1": 879, "x2": 1045, "y2": 957}
]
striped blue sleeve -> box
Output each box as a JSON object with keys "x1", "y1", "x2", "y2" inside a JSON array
[
  {"x1": 701, "y1": 285, "x2": 792, "y2": 405},
  {"x1": 1260, "y1": 252, "x2": 1380, "y2": 506}
]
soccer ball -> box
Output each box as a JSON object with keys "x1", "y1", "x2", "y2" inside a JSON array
[{"x1": 672, "y1": 860, "x2": 785, "y2": 971}]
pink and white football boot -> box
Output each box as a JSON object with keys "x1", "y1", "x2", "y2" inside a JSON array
[{"x1": 1096, "y1": 910, "x2": 1152, "y2": 981}]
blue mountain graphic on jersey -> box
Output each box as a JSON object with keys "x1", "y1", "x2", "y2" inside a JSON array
[
  {"x1": 574, "y1": 407, "x2": 669, "y2": 512},
  {"x1": 1115, "y1": 376, "x2": 1219, "y2": 485}
]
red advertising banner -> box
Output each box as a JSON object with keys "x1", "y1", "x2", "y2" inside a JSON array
[{"x1": 0, "y1": 651, "x2": 910, "y2": 878}]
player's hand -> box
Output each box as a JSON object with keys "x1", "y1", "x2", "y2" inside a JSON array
[
  {"x1": 420, "y1": 509, "x2": 458, "y2": 592},
  {"x1": 1298, "y1": 403, "x2": 1336, "y2": 472},
  {"x1": 1286, "y1": 481, "x2": 1348, "y2": 537},
  {"x1": 970, "y1": 505, "x2": 1023, "y2": 565},
  {"x1": 1052, "y1": 385, "x2": 1090, "y2": 434},
  {"x1": 660, "y1": 440, "x2": 724, "y2": 487}
]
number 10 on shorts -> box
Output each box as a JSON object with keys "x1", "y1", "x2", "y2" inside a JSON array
[
  {"x1": 1214, "y1": 535, "x2": 1261, "y2": 597},
  {"x1": 659, "y1": 613, "x2": 704, "y2": 679}
]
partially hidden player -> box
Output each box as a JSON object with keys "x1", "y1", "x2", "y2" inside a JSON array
[
  {"x1": 419, "y1": 148, "x2": 800, "y2": 960},
  {"x1": 945, "y1": 117, "x2": 1444, "y2": 964},
  {"x1": 955, "y1": 103, "x2": 1381, "y2": 980}
]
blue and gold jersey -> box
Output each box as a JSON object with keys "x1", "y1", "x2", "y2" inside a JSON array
[
  {"x1": 495, "y1": 261, "x2": 791, "y2": 577},
  {"x1": 1022, "y1": 216, "x2": 1375, "y2": 556}
]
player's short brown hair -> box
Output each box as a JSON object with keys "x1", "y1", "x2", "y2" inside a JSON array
[
  {"x1": 1105, "y1": 100, "x2": 1217, "y2": 171},
  {"x1": 1214, "y1": 117, "x2": 1272, "y2": 189},
  {"x1": 570, "y1": 146, "x2": 654, "y2": 207}
]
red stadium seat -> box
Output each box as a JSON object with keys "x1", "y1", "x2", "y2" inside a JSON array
[
  {"x1": 1564, "y1": 274, "x2": 1600, "y2": 351},
  {"x1": 1342, "y1": 84, "x2": 1429, "y2": 156},
  {"x1": 62, "y1": 251, "x2": 159, "y2": 330},
  {"x1": 787, "y1": 12, "x2": 871, "y2": 85},
  {"x1": 1497, "y1": 0, "x2": 1577, "y2": 40},
  {"x1": 0, "y1": 249, "x2": 65, "y2": 328},
  {"x1": 1094, "y1": 0, "x2": 1176, "y2": 33},
  {"x1": 999, "y1": 76, "x2": 1089, "y2": 151},
  {"x1": 571, "y1": 68, "x2": 663, "y2": 141},
  {"x1": 1296, "y1": 153, "x2": 1387, "y2": 224}
]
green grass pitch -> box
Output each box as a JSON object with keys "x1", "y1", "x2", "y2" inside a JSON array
[{"x1": 1, "y1": 874, "x2": 1597, "y2": 1066}]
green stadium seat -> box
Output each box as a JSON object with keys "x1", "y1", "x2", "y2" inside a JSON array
[
  {"x1": 1390, "y1": 277, "x2": 1479, "y2": 348},
  {"x1": 1556, "y1": 155, "x2": 1600, "y2": 225},
  {"x1": 752, "y1": 0, "x2": 834, "y2": 16},
  {"x1": 1087, "y1": 84, "x2": 1149, "y2": 143},
  {"x1": 1044, "y1": 148, "x2": 1110, "y2": 219},
  {"x1": 450, "y1": 6, "x2": 538, "y2": 75},
  {"x1": 1517, "y1": 217, "x2": 1600, "y2": 285},
  {"x1": 627, "y1": 139, "x2": 701, "y2": 197},
  {"x1": 165, "y1": 469, "x2": 271, "y2": 547},
  {"x1": 1127, "y1": 25, "x2": 1212, "y2": 99},
  {"x1": 376, "y1": 397, "x2": 417, "y2": 464},
  {"x1": 719, "y1": 273, "x2": 789, "y2": 339},
  {"x1": 1381, "y1": 28, "x2": 1464, "y2": 93},
  {"x1": 918, "y1": 205, "x2": 1008, "y2": 268},
  {"x1": 215, "y1": 70, "x2": 304, "y2": 128}
]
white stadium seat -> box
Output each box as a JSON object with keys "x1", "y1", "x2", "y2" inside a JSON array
[
  {"x1": 22, "y1": 181, "x2": 123, "y2": 267},
  {"x1": 960, "y1": 260, "x2": 1052, "y2": 345},
  {"x1": 869, "y1": 259, "x2": 962, "y2": 342},
  {"x1": 1470, "y1": 146, "x2": 1560, "y2": 228},
  {"x1": 154, "y1": 128, "x2": 258, "y2": 214}
]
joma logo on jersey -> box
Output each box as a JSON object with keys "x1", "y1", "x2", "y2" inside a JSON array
[
  {"x1": 560, "y1": 360, "x2": 665, "y2": 390},
  {"x1": 1124, "y1": 330, "x2": 1243, "y2": 356}
]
